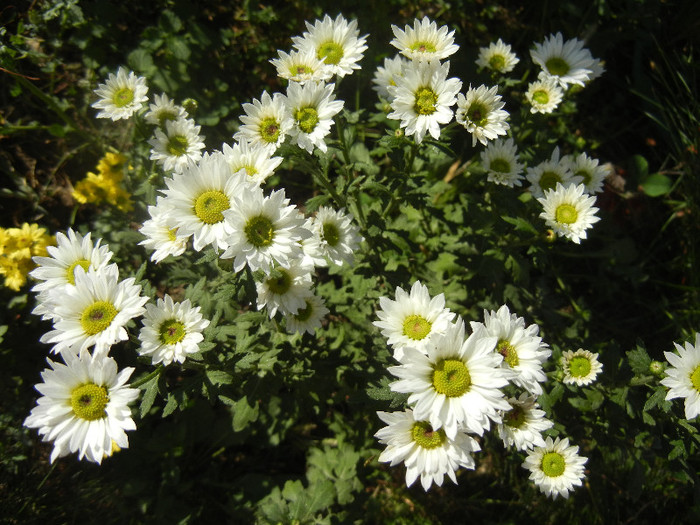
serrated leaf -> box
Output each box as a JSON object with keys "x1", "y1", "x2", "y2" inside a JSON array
[
  {"x1": 644, "y1": 387, "x2": 668, "y2": 412},
  {"x1": 139, "y1": 374, "x2": 160, "y2": 418},
  {"x1": 627, "y1": 345, "x2": 652, "y2": 376},
  {"x1": 206, "y1": 369, "x2": 233, "y2": 386},
  {"x1": 162, "y1": 393, "x2": 178, "y2": 417},
  {"x1": 502, "y1": 215, "x2": 539, "y2": 235},
  {"x1": 232, "y1": 396, "x2": 259, "y2": 431}
]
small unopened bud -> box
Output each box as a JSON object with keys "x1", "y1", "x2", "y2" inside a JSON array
[
  {"x1": 649, "y1": 360, "x2": 665, "y2": 376},
  {"x1": 182, "y1": 98, "x2": 198, "y2": 116}
]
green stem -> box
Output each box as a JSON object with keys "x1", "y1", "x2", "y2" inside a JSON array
[{"x1": 131, "y1": 366, "x2": 164, "y2": 389}]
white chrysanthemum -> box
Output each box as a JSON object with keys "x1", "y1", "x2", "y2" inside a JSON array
[
  {"x1": 284, "y1": 81, "x2": 344, "y2": 154},
  {"x1": 455, "y1": 84, "x2": 510, "y2": 147},
  {"x1": 387, "y1": 60, "x2": 462, "y2": 144},
  {"x1": 374, "y1": 280, "x2": 456, "y2": 360},
  {"x1": 148, "y1": 118, "x2": 205, "y2": 174},
  {"x1": 138, "y1": 295, "x2": 210, "y2": 366},
  {"x1": 522, "y1": 436, "x2": 588, "y2": 499},
  {"x1": 221, "y1": 141, "x2": 283, "y2": 186},
  {"x1": 525, "y1": 74, "x2": 564, "y2": 114},
  {"x1": 158, "y1": 152, "x2": 252, "y2": 252},
  {"x1": 538, "y1": 183, "x2": 601, "y2": 244},
  {"x1": 30, "y1": 228, "x2": 114, "y2": 321},
  {"x1": 284, "y1": 292, "x2": 329, "y2": 335},
  {"x1": 270, "y1": 48, "x2": 333, "y2": 84},
  {"x1": 561, "y1": 348, "x2": 603, "y2": 386},
  {"x1": 475, "y1": 39, "x2": 520, "y2": 73},
  {"x1": 234, "y1": 91, "x2": 293, "y2": 153},
  {"x1": 526, "y1": 146, "x2": 580, "y2": 198},
  {"x1": 567, "y1": 152, "x2": 609, "y2": 194},
  {"x1": 304, "y1": 206, "x2": 363, "y2": 267},
  {"x1": 480, "y1": 138, "x2": 524, "y2": 187},
  {"x1": 375, "y1": 409, "x2": 480, "y2": 491},
  {"x1": 144, "y1": 93, "x2": 187, "y2": 127},
  {"x1": 661, "y1": 333, "x2": 700, "y2": 419},
  {"x1": 24, "y1": 349, "x2": 139, "y2": 464},
  {"x1": 497, "y1": 393, "x2": 553, "y2": 451},
  {"x1": 389, "y1": 320, "x2": 511, "y2": 438},
  {"x1": 256, "y1": 261, "x2": 314, "y2": 318},
  {"x1": 222, "y1": 187, "x2": 310, "y2": 273},
  {"x1": 91, "y1": 67, "x2": 148, "y2": 121},
  {"x1": 390, "y1": 16, "x2": 459, "y2": 62},
  {"x1": 40, "y1": 266, "x2": 148, "y2": 356},
  {"x1": 473, "y1": 304, "x2": 551, "y2": 395},
  {"x1": 372, "y1": 55, "x2": 409, "y2": 101},
  {"x1": 138, "y1": 204, "x2": 190, "y2": 263},
  {"x1": 291, "y1": 14, "x2": 368, "y2": 78},
  {"x1": 530, "y1": 32, "x2": 600, "y2": 88}
]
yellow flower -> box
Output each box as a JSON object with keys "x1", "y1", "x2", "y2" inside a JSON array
[
  {"x1": 0, "y1": 224, "x2": 54, "y2": 290},
  {"x1": 72, "y1": 152, "x2": 132, "y2": 211}
]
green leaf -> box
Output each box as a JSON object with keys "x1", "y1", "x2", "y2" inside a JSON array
[
  {"x1": 627, "y1": 344, "x2": 652, "y2": 376},
  {"x1": 139, "y1": 374, "x2": 160, "y2": 418},
  {"x1": 232, "y1": 396, "x2": 259, "y2": 431},
  {"x1": 502, "y1": 215, "x2": 539, "y2": 235},
  {"x1": 640, "y1": 173, "x2": 672, "y2": 197},
  {"x1": 162, "y1": 393, "x2": 178, "y2": 417},
  {"x1": 206, "y1": 369, "x2": 233, "y2": 386}
]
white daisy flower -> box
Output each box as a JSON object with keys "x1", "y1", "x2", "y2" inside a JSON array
[
  {"x1": 270, "y1": 48, "x2": 333, "y2": 84},
  {"x1": 291, "y1": 14, "x2": 368, "y2": 78},
  {"x1": 305, "y1": 206, "x2": 363, "y2": 267},
  {"x1": 522, "y1": 436, "x2": 588, "y2": 499},
  {"x1": 661, "y1": 333, "x2": 700, "y2": 419},
  {"x1": 473, "y1": 304, "x2": 551, "y2": 395},
  {"x1": 561, "y1": 348, "x2": 603, "y2": 386},
  {"x1": 387, "y1": 59, "x2": 462, "y2": 144},
  {"x1": 526, "y1": 146, "x2": 580, "y2": 198},
  {"x1": 497, "y1": 393, "x2": 553, "y2": 451},
  {"x1": 480, "y1": 138, "x2": 524, "y2": 187},
  {"x1": 138, "y1": 204, "x2": 190, "y2": 263},
  {"x1": 234, "y1": 91, "x2": 293, "y2": 153},
  {"x1": 284, "y1": 81, "x2": 344, "y2": 154},
  {"x1": 284, "y1": 292, "x2": 330, "y2": 335},
  {"x1": 525, "y1": 74, "x2": 564, "y2": 114},
  {"x1": 256, "y1": 261, "x2": 314, "y2": 318},
  {"x1": 40, "y1": 265, "x2": 148, "y2": 356},
  {"x1": 375, "y1": 409, "x2": 480, "y2": 491},
  {"x1": 372, "y1": 55, "x2": 409, "y2": 102},
  {"x1": 144, "y1": 93, "x2": 187, "y2": 128},
  {"x1": 455, "y1": 84, "x2": 510, "y2": 147},
  {"x1": 30, "y1": 228, "x2": 114, "y2": 321},
  {"x1": 530, "y1": 32, "x2": 599, "y2": 88},
  {"x1": 374, "y1": 280, "x2": 456, "y2": 360},
  {"x1": 221, "y1": 140, "x2": 283, "y2": 186},
  {"x1": 568, "y1": 152, "x2": 609, "y2": 194},
  {"x1": 389, "y1": 320, "x2": 511, "y2": 438},
  {"x1": 538, "y1": 183, "x2": 601, "y2": 244},
  {"x1": 158, "y1": 152, "x2": 252, "y2": 252},
  {"x1": 221, "y1": 187, "x2": 310, "y2": 273},
  {"x1": 91, "y1": 66, "x2": 148, "y2": 121},
  {"x1": 390, "y1": 16, "x2": 459, "y2": 62},
  {"x1": 138, "y1": 295, "x2": 210, "y2": 366},
  {"x1": 148, "y1": 118, "x2": 205, "y2": 174},
  {"x1": 475, "y1": 38, "x2": 519, "y2": 73},
  {"x1": 24, "y1": 349, "x2": 139, "y2": 464}
]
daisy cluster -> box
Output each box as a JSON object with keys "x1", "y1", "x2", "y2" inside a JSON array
[{"x1": 373, "y1": 281, "x2": 596, "y2": 498}]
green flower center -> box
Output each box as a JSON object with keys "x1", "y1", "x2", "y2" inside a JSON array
[
  {"x1": 317, "y1": 41, "x2": 344, "y2": 65},
  {"x1": 568, "y1": 355, "x2": 592, "y2": 377},
  {"x1": 292, "y1": 64, "x2": 314, "y2": 76},
  {"x1": 70, "y1": 383, "x2": 109, "y2": 421},
  {"x1": 295, "y1": 301, "x2": 313, "y2": 322},
  {"x1": 259, "y1": 117, "x2": 281, "y2": 144},
  {"x1": 467, "y1": 102, "x2": 488, "y2": 127},
  {"x1": 555, "y1": 204, "x2": 579, "y2": 225},
  {"x1": 66, "y1": 259, "x2": 91, "y2": 285},
  {"x1": 157, "y1": 110, "x2": 178, "y2": 126},
  {"x1": 496, "y1": 339, "x2": 520, "y2": 368},
  {"x1": 541, "y1": 451, "x2": 566, "y2": 477},
  {"x1": 539, "y1": 171, "x2": 562, "y2": 192},
  {"x1": 321, "y1": 222, "x2": 340, "y2": 247},
  {"x1": 266, "y1": 269, "x2": 292, "y2": 295},
  {"x1": 545, "y1": 57, "x2": 570, "y2": 76},
  {"x1": 159, "y1": 319, "x2": 186, "y2": 345},
  {"x1": 411, "y1": 421, "x2": 446, "y2": 449},
  {"x1": 413, "y1": 87, "x2": 437, "y2": 116},
  {"x1": 505, "y1": 406, "x2": 526, "y2": 429},
  {"x1": 489, "y1": 158, "x2": 511, "y2": 174},
  {"x1": 690, "y1": 365, "x2": 700, "y2": 392},
  {"x1": 410, "y1": 41, "x2": 437, "y2": 53},
  {"x1": 112, "y1": 87, "x2": 134, "y2": 108},
  {"x1": 295, "y1": 107, "x2": 319, "y2": 134},
  {"x1": 80, "y1": 301, "x2": 118, "y2": 336},
  {"x1": 194, "y1": 190, "x2": 230, "y2": 225},
  {"x1": 488, "y1": 54, "x2": 506, "y2": 71},
  {"x1": 532, "y1": 89, "x2": 550, "y2": 105},
  {"x1": 402, "y1": 314, "x2": 431, "y2": 340},
  {"x1": 432, "y1": 359, "x2": 471, "y2": 397},
  {"x1": 167, "y1": 135, "x2": 190, "y2": 156},
  {"x1": 576, "y1": 169, "x2": 592, "y2": 186},
  {"x1": 244, "y1": 214, "x2": 275, "y2": 248}
]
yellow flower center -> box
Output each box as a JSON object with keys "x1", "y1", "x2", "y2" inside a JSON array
[
  {"x1": 244, "y1": 215, "x2": 275, "y2": 248},
  {"x1": 167, "y1": 135, "x2": 189, "y2": 156},
  {"x1": 317, "y1": 41, "x2": 344, "y2": 65},
  {"x1": 70, "y1": 383, "x2": 109, "y2": 421},
  {"x1": 402, "y1": 314, "x2": 431, "y2": 340},
  {"x1": 413, "y1": 87, "x2": 437, "y2": 115},
  {"x1": 432, "y1": 359, "x2": 471, "y2": 397},
  {"x1": 80, "y1": 301, "x2": 118, "y2": 336},
  {"x1": 496, "y1": 339, "x2": 519, "y2": 368},
  {"x1": 295, "y1": 107, "x2": 319, "y2": 134},
  {"x1": 532, "y1": 89, "x2": 550, "y2": 105},
  {"x1": 690, "y1": 365, "x2": 700, "y2": 392},
  {"x1": 159, "y1": 319, "x2": 186, "y2": 345},
  {"x1": 411, "y1": 421, "x2": 446, "y2": 449},
  {"x1": 194, "y1": 190, "x2": 230, "y2": 225},
  {"x1": 555, "y1": 204, "x2": 579, "y2": 225},
  {"x1": 112, "y1": 87, "x2": 134, "y2": 108},
  {"x1": 466, "y1": 102, "x2": 488, "y2": 127},
  {"x1": 568, "y1": 355, "x2": 592, "y2": 377},
  {"x1": 259, "y1": 117, "x2": 281, "y2": 144},
  {"x1": 488, "y1": 54, "x2": 506, "y2": 71},
  {"x1": 410, "y1": 41, "x2": 437, "y2": 53},
  {"x1": 65, "y1": 259, "x2": 91, "y2": 285},
  {"x1": 541, "y1": 451, "x2": 566, "y2": 477}
]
